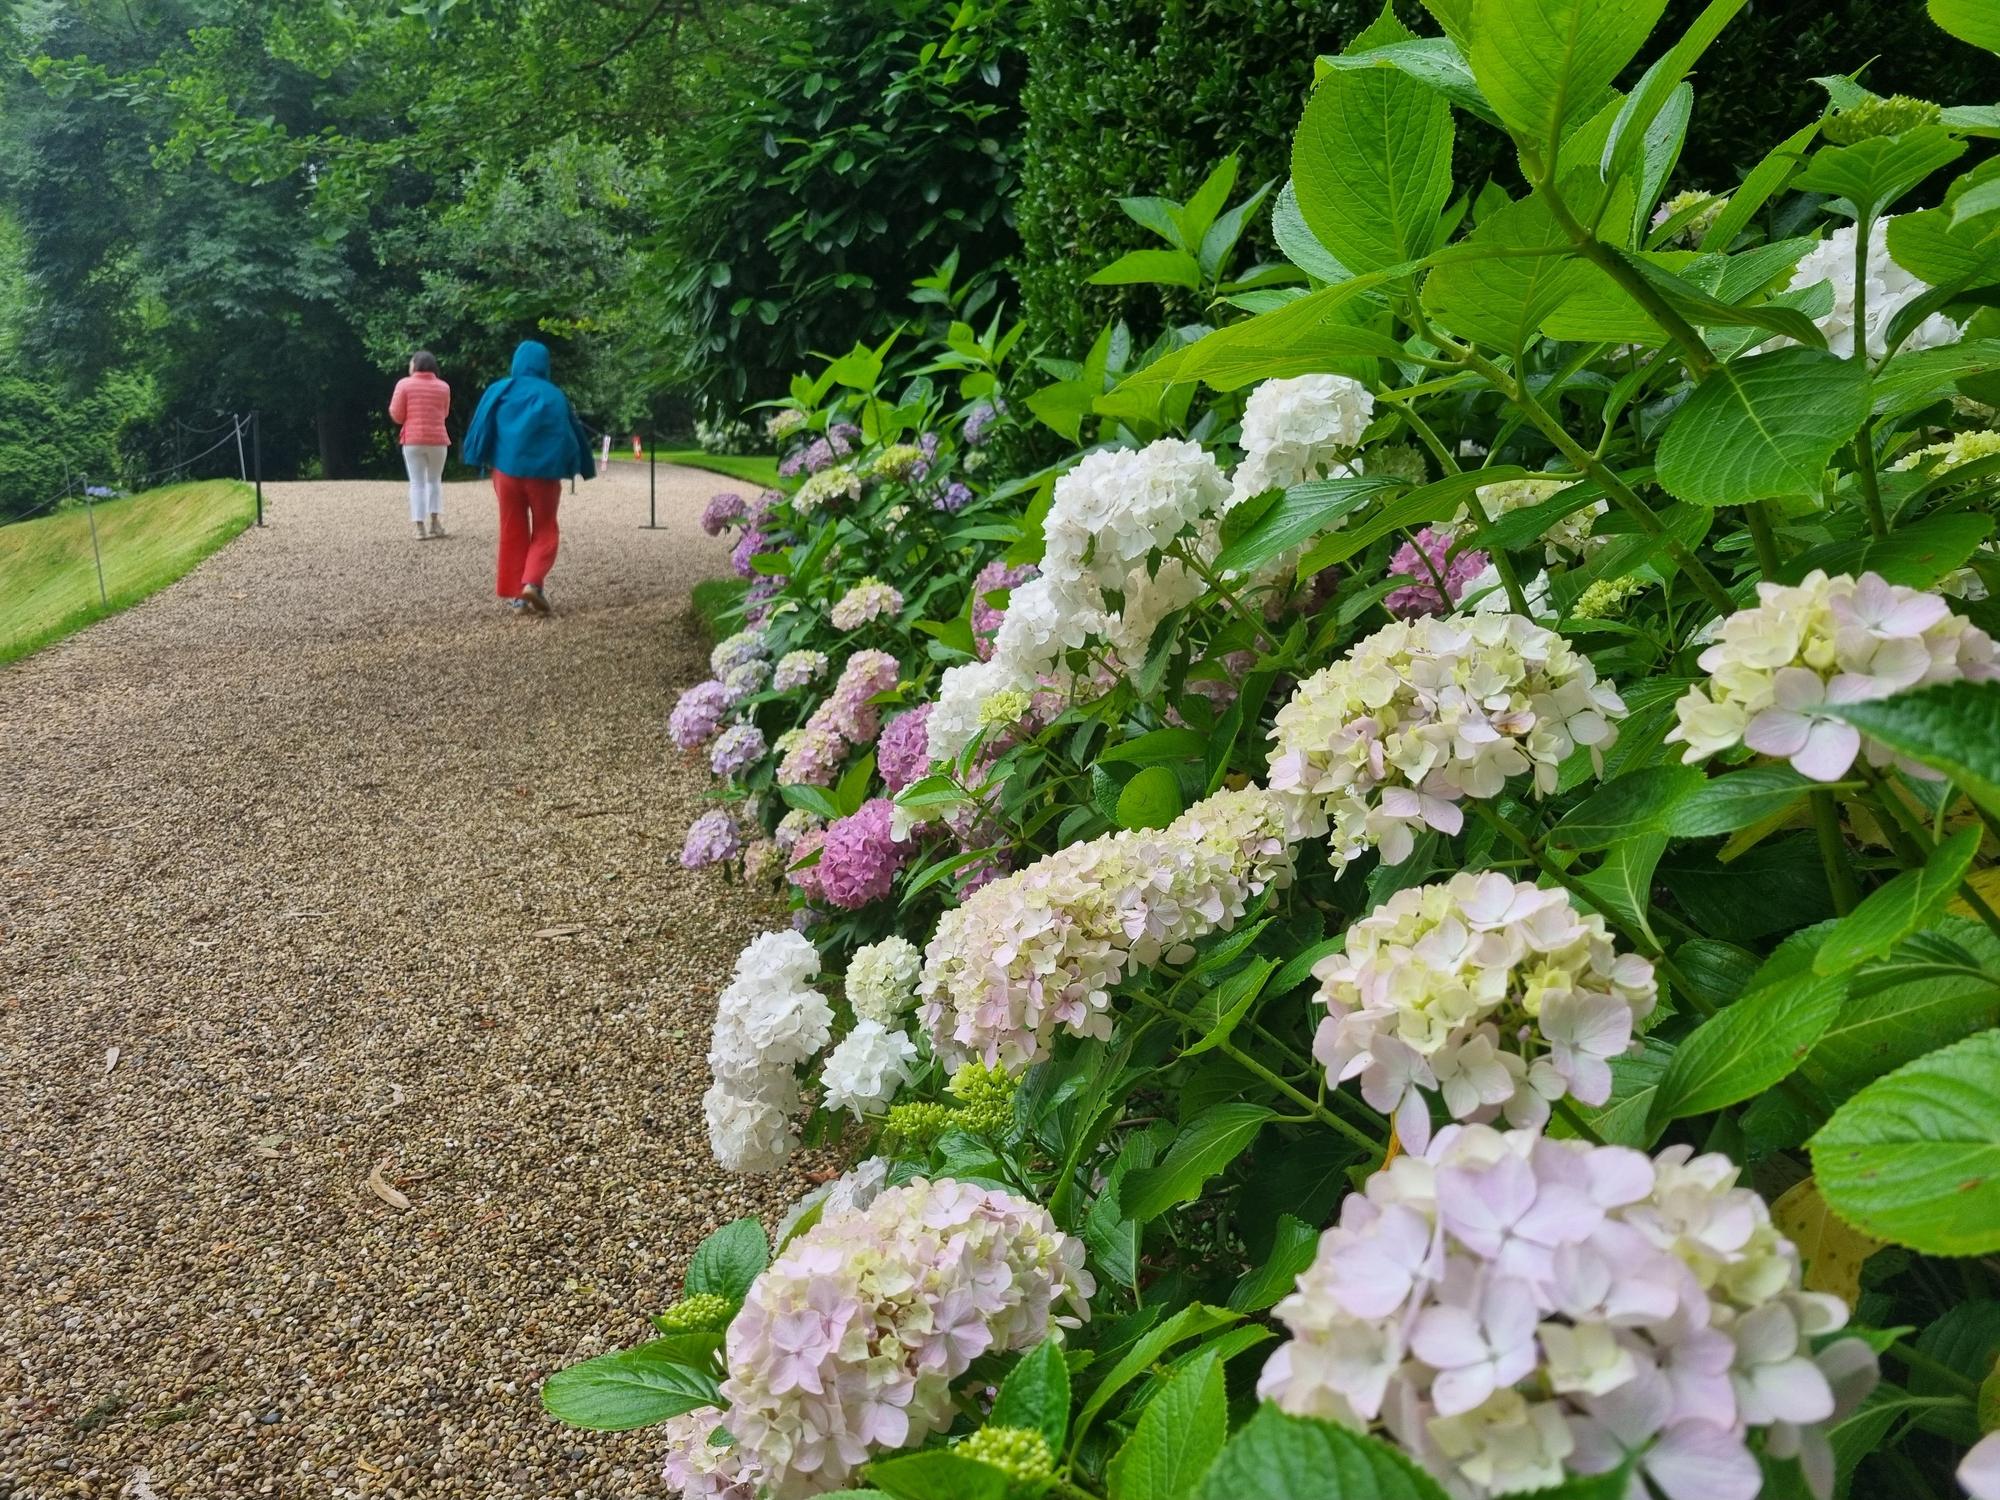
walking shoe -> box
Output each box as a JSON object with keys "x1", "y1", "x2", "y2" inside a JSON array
[
  {"x1": 414, "y1": 521, "x2": 429, "y2": 540},
  {"x1": 428, "y1": 515, "x2": 446, "y2": 538},
  {"x1": 506, "y1": 598, "x2": 529, "y2": 614},
  {"x1": 520, "y1": 582, "x2": 551, "y2": 615}
]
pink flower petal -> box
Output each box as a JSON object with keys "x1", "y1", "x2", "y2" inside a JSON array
[
  {"x1": 1645, "y1": 1422, "x2": 1762, "y2": 1500},
  {"x1": 1958, "y1": 1432, "x2": 2000, "y2": 1500},
  {"x1": 1792, "y1": 719, "x2": 1862, "y2": 782}
]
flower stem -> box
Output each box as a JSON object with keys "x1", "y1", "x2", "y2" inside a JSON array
[
  {"x1": 1552, "y1": 1096, "x2": 1607, "y2": 1146},
  {"x1": 1811, "y1": 790, "x2": 1861, "y2": 915},
  {"x1": 1219, "y1": 1040, "x2": 1384, "y2": 1154},
  {"x1": 1745, "y1": 503, "x2": 1783, "y2": 577}
]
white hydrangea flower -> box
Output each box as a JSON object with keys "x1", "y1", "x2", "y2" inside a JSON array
[
  {"x1": 1268, "y1": 613, "x2": 1626, "y2": 871},
  {"x1": 1667, "y1": 570, "x2": 1999, "y2": 781},
  {"x1": 1764, "y1": 217, "x2": 1960, "y2": 360},
  {"x1": 1043, "y1": 438, "x2": 1231, "y2": 590},
  {"x1": 819, "y1": 1020, "x2": 920, "y2": 1117},
  {"x1": 1466, "y1": 477, "x2": 1606, "y2": 564},
  {"x1": 1228, "y1": 374, "x2": 1375, "y2": 509},
  {"x1": 704, "y1": 931, "x2": 830, "y2": 1173},
  {"x1": 846, "y1": 936, "x2": 923, "y2": 1024}
]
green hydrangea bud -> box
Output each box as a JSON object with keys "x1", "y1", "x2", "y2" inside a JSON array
[
  {"x1": 1359, "y1": 442, "x2": 1429, "y2": 486},
  {"x1": 654, "y1": 1292, "x2": 736, "y2": 1334},
  {"x1": 1824, "y1": 94, "x2": 1943, "y2": 145},
  {"x1": 956, "y1": 1424, "x2": 1055, "y2": 1485},
  {"x1": 871, "y1": 443, "x2": 927, "y2": 481},
  {"x1": 884, "y1": 1100, "x2": 958, "y2": 1148},
  {"x1": 949, "y1": 1060, "x2": 1019, "y2": 1135},
  {"x1": 978, "y1": 689, "x2": 1032, "y2": 729},
  {"x1": 1570, "y1": 574, "x2": 1648, "y2": 621}
]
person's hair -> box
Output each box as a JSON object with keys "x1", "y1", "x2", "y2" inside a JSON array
[{"x1": 409, "y1": 350, "x2": 439, "y2": 373}]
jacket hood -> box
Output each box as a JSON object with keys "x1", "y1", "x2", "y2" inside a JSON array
[{"x1": 510, "y1": 340, "x2": 552, "y2": 379}]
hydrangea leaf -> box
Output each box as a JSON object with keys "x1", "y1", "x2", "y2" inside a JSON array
[
  {"x1": 1795, "y1": 127, "x2": 1966, "y2": 217},
  {"x1": 1649, "y1": 969, "x2": 1846, "y2": 1126},
  {"x1": 1227, "y1": 1213, "x2": 1321, "y2": 1312},
  {"x1": 1931, "y1": 0, "x2": 2000, "y2": 54},
  {"x1": 1824, "y1": 680, "x2": 2000, "y2": 819},
  {"x1": 1811, "y1": 1029, "x2": 2000, "y2": 1255},
  {"x1": 1467, "y1": 0, "x2": 1668, "y2": 158},
  {"x1": 1292, "y1": 66, "x2": 1454, "y2": 273},
  {"x1": 685, "y1": 1216, "x2": 769, "y2": 1300},
  {"x1": 990, "y1": 1339, "x2": 1071, "y2": 1452},
  {"x1": 1657, "y1": 347, "x2": 1872, "y2": 504},
  {"x1": 1806, "y1": 920, "x2": 2000, "y2": 1097},
  {"x1": 1120, "y1": 1105, "x2": 1274, "y2": 1222},
  {"x1": 1315, "y1": 38, "x2": 1500, "y2": 127},
  {"x1": 1115, "y1": 766, "x2": 1185, "y2": 831},
  {"x1": 1106, "y1": 1348, "x2": 1227, "y2": 1500},
  {"x1": 1193, "y1": 1405, "x2": 1451, "y2": 1500},
  {"x1": 539, "y1": 1339, "x2": 721, "y2": 1431},
  {"x1": 1813, "y1": 826, "x2": 1982, "y2": 976},
  {"x1": 1211, "y1": 475, "x2": 1397, "y2": 576},
  {"x1": 1772, "y1": 1177, "x2": 1886, "y2": 1302},
  {"x1": 1550, "y1": 764, "x2": 1706, "y2": 848},
  {"x1": 866, "y1": 1451, "x2": 1007, "y2": 1500}
]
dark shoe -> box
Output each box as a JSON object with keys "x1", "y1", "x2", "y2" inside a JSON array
[
  {"x1": 506, "y1": 598, "x2": 529, "y2": 614},
  {"x1": 520, "y1": 582, "x2": 550, "y2": 615}
]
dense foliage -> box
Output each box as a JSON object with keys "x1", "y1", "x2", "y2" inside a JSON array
[{"x1": 552, "y1": 3, "x2": 2000, "y2": 1498}]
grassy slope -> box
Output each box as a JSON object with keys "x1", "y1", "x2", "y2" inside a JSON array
[
  {"x1": 608, "y1": 449, "x2": 780, "y2": 488},
  {"x1": 0, "y1": 479, "x2": 255, "y2": 664}
]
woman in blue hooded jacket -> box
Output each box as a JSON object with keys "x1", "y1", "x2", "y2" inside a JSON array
[{"x1": 461, "y1": 340, "x2": 596, "y2": 614}]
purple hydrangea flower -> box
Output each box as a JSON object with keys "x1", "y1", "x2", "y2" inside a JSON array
[
  {"x1": 710, "y1": 722, "x2": 766, "y2": 778},
  {"x1": 876, "y1": 704, "x2": 934, "y2": 793},
  {"x1": 801, "y1": 438, "x2": 836, "y2": 474},
  {"x1": 816, "y1": 799, "x2": 914, "y2": 909},
  {"x1": 730, "y1": 528, "x2": 771, "y2": 580},
  {"x1": 777, "y1": 449, "x2": 807, "y2": 479},
  {"x1": 971, "y1": 560, "x2": 1037, "y2": 661},
  {"x1": 680, "y1": 809, "x2": 742, "y2": 868},
  {"x1": 933, "y1": 480, "x2": 973, "y2": 514},
  {"x1": 828, "y1": 421, "x2": 861, "y2": 455},
  {"x1": 1385, "y1": 527, "x2": 1490, "y2": 618},
  {"x1": 746, "y1": 488, "x2": 783, "y2": 526},
  {"x1": 962, "y1": 398, "x2": 1006, "y2": 446},
  {"x1": 701, "y1": 491, "x2": 747, "y2": 536},
  {"x1": 668, "y1": 680, "x2": 732, "y2": 750}
]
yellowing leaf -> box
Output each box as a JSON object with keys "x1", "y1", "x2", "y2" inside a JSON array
[
  {"x1": 365, "y1": 1162, "x2": 413, "y2": 1212},
  {"x1": 1950, "y1": 865, "x2": 2000, "y2": 920},
  {"x1": 1772, "y1": 1177, "x2": 1884, "y2": 1304}
]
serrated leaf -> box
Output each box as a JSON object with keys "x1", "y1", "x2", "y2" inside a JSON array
[
  {"x1": 685, "y1": 1217, "x2": 768, "y2": 1301},
  {"x1": 1107, "y1": 1349, "x2": 1227, "y2": 1500},
  {"x1": 1116, "y1": 765, "x2": 1185, "y2": 830},
  {"x1": 1293, "y1": 66, "x2": 1454, "y2": 273},
  {"x1": 1195, "y1": 1405, "x2": 1450, "y2": 1500},
  {"x1": 1813, "y1": 826, "x2": 1982, "y2": 976},
  {"x1": 540, "y1": 1341, "x2": 721, "y2": 1431},
  {"x1": 866, "y1": 1450, "x2": 1006, "y2": 1500},
  {"x1": 1806, "y1": 921, "x2": 2000, "y2": 1097},
  {"x1": 1467, "y1": 0, "x2": 1668, "y2": 156},
  {"x1": 1121, "y1": 1105, "x2": 1275, "y2": 1222},
  {"x1": 1078, "y1": 1304, "x2": 1241, "y2": 1437},
  {"x1": 1651, "y1": 970, "x2": 1846, "y2": 1125},
  {"x1": 1933, "y1": 0, "x2": 2000, "y2": 52},
  {"x1": 1228, "y1": 1214, "x2": 1321, "y2": 1312},
  {"x1": 1795, "y1": 127, "x2": 1966, "y2": 217},
  {"x1": 1665, "y1": 766, "x2": 1815, "y2": 837},
  {"x1": 1090, "y1": 249, "x2": 1205, "y2": 290},
  {"x1": 1182, "y1": 958, "x2": 1277, "y2": 1058},
  {"x1": 1551, "y1": 765, "x2": 1705, "y2": 849},
  {"x1": 990, "y1": 1339, "x2": 1070, "y2": 1452},
  {"x1": 1316, "y1": 38, "x2": 1498, "y2": 125},
  {"x1": 1812, "y1": 1029, "x2": 2000, "y2": 1255},
  {"x1": 1212, "y1": 477, "x2": 1398, "y2": 576},
  {"x1": 1656, "y1": 348, "x2": 1873, "y2": 505},
  {"x1": 1099, "y1": 728, "x2": 1208, "y2": 766},
  {"x1": 1825, "y1": 681, "x2": 2000, "y2": 820}
]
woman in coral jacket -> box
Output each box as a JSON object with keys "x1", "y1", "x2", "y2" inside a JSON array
[
  {"x1": 387, "y1": 350, "x2": 452, "y2": 540},
  {"x1": 460, "y1": 341, "x2": 596, "y2": 615}
]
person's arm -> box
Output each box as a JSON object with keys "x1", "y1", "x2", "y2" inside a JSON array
[
  {"x1": 461, "y1": 385, "x2": 500, "y2": 470},
  {"x1": 388, "y1": 379, "x2": 408, "y2": 426}
]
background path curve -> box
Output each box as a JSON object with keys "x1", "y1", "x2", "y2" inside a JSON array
[{"x1": 0, "y1": 464, "x2": 807, "y2": 1499}]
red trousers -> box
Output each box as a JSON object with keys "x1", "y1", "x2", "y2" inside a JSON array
[{"x1": 493, "y1": 470, "x2": 561, "y2": 598}]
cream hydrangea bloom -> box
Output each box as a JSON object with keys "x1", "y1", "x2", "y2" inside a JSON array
[{"x1": 846, "y1": 936, "x2": 923, "y2": 1024}]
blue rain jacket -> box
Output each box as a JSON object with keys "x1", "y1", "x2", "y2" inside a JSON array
[{"x1": 461, "y1": 341, "x2": 596, "y2": 480}]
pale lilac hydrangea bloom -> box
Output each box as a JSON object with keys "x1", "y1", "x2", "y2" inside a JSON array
[
  {"x1": 830, "y1": 577, "x2": 903, "y2": 631},
  {"x1": 971, "y1": 560, "x2": 1037, "y2": 661},
  {"x1": 776, "y1": 725, "x2": 845, "y2": 787},
  {"x1": 876, "y1": 704, "x2": 934, "y2": 792},
  {"x1": 933, "y1": 480, "x2": 974, "y2": 514},
  {"x1": 846, "y1": 936, "x2": 923, "y2": 1025},
  {"x1": 713, "y1": 1179, "x2": 1093, "y2": 1496},
  {"x1": 1260, "y1": 1124, "x2": 1879, "y2": 1500},
  {"x1": 1668, "y1": 570, "x2": 1999, "y2": 782},
  {"x1": 772, "y1": 650, "x2": 827, "y2": 692},
  {"x1": 730, "y1": 528, "x2": 771, "y2": 579},
  {"x1": 799, "y1": 437, "x2": 836, "y2": 473},
  {"x1": 1386, "y1": 526, "x2": 1490, "y2": 618},
  {"x1": 661, "y1": 1406, "x2": 759, "y2": 1499},
  {"x1": 766, "y1": 408, "x2": 807, "y2": 440},
  {"x1": 818, "y1": 1019, "x2": 919, "y2": 1116},
  {"x1": 962, "y1": 398, "x2": 1006, "y2": 445},
  {"x1": 681, "y1": 809, "x2": 743, "y2": 869},
  {"x1": 669, "y1": 680, "x2": 733, "y2": 750},
  {"x1": 921, "y1": 787, "x2": 1293, "y2": 1071},
  {"x1": 710, "y1": 629, "x2": 767, "y2": 677},
  {"x1": 744, "y1": 574, "x2": 785, "y2": 626},
  {"x1": 1268, "y1": 613, "x2": 1626, "y2": 872},
  {"x1": 701, "y1": 492, "x2": 747, "y2": 536},
  {"x1": 1313, "y1": 874, "x2": 1657, "y2": 1152},
  {"x1": 720, "y1": 660, "x2": 768, "y2": 707},
  {"x1": 776, "y1": 449, "x2": 807, "y2": 479},
  {"x1": 702, "y1": 932, "x2": 830, "y2": 1173},
  {"x1": 709, "y1": 723, "x2": 766, "y2": 779},
  {"x1": 816, "y1": 799, "x2": 914, "y2": 909},
  {"x1": 745, "y1": 488, "x2": 782, "y2": 525},
  {"x1": 828, "y1": 420, "x2": 860, "y2": 452}
]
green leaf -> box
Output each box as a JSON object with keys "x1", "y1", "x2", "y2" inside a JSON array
[
  {"x1": 1812, "y1": 1029, "x2": 2000, "y2": 1255},
  {"x1": 1601, "y1": 0, "x2": 1746, "y2": 181},
  {"x1": 1099, "y1": 728, "x2": 1209, "y2": 765},
  {"x1": 1212, "y1": 476, "x2": 1399, "y2": 576},
  {"x1": 1315, "y1": 38, "x2": 1499, "y2": 126},
  {"x1": 1183, "y1": 958, "x2": 1278, "y2": 1058},
  {"x1": 1699, "y1": 122, "x2": 1821, "y2": 252},
  {"x1": 1116, "y1": 766, "x2": 1185, "y2": 831},
  {"x1": 1824, "y1": 681, "x2": 2000, "y2": 820},
  {"x1": 1779, "y1": 511, "x2": 1993, "y2": 591},
  {"x1": 1467, "y1": 0, "x2": 1669, "y2": 158},
  {"x1": 1795, "y1": 127, "x2": 1966, "y2": 217},
  {"x1": 1813, "y1": 826, "x2": 1982, "y2": 976},
  {"x1": 1571, "y1": 832, "x2": 1668, "y2": 944},
  {"x1": 1195, "y1": 1405, "x2": 1450, "y2": 1500},
  {"x1": 1872, "y1": 339, "x2": 2000, "y2": 420},
  {"x1": 1120, "y1": 1104, "x2": 1275, "y2": 1223},
  {"x1": 1090, "y1": 249, "x2": 1205, "y2": 290},
  {"x1": 1228, "y1": 1213, "x2": 1321, "y2": 1312},
  {"x1": 1650, "y1": 970, "x2": 1847, "y2": 1125},
  {"x1": 1419, "y1": 190, "x2": 1582, "y2": 349},
  {"x1": 1577, "y1": 1036, "x2": 1675, "y2": 1147},
  {"x1": 834, "y1": 750, "x2": 876, "y2": 817},
  {"x1": 1272, "y1": 181, "x2": 1352, "y2": 282},
  {"x1": 1885, "y1": 206, "x2": 2000, "y2": 289},
  {"x1": 1078, "y1": 1304, "x2": 1241, "y2": 1437},
  {"x1": 1268, "y1": 936, "x2": 1345, "y2": 999},
  {"x1": 1293, "y1": 67, "x2": 1455, "y2": 273},
  {"x1": 1107, "y1": 1349, "x2": 1227, "y2": 1500},
  {"x1": 685, "y1": 1217, "x2": 768, "y2": 1301},
  {"x1": 1806, "y1": 921, "x2": 2000, "y2": 1096},
  {"x1": 1932, "y1": 0, "x2": 2000, "y2": 53},
  {"x1": 1665, "y1": 766, "x2": 1816, "y2": 837},
  {"x1": 990, "y1": 1339, "x2": 1071, "y2": 1452},
  {"x1": 779, "y1": 782, "x2": 844, "y2": 820},
  {"x1": 1297, "y1": 467, "x2": 1528, "y2": 575},
  {"x1": 1604, "y1": 247, "x2": 1829, "y2": 347},
  {"x1": 1656, "y1": 348, "x2": 1873, "y2": 505},
  {"x1": 540, "y1": 1340, "x2": 721, "y2": 1431},
  {"x1": 1551, "y1": 765, "x2": 1705, "y2": 849},
  {"x1": 866, "y1": 1450, "x2": 1007, "y2": 1500}
]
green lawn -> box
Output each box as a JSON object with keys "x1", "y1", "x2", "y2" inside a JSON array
[
  {"x1": 0, "y1": 479, "x2": 255, "y2": 664},
  {"x1": 610, "y1": 448, "x2": 781, "y2": 488}
]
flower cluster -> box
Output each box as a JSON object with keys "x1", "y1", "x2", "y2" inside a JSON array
[
  {"x1": 1313, "y1": 874, "x2": 1657, "y2": 1150},
  {"x1": 772, "y1": 649, "x2": 827, "y2": 692},
  {"x1": 1667, "y1": 570, "x2": 1998, "y2": 781},
  {"x1": 703, "y1": 931, "x2": 831, "y2": 1173},
  {"x1": 709, "y1": 723, "x2": 766, "y2": 779},
  {"x1": 701, "y1": 492, "x2": 747, "y2": 537},
  {"x1": 817, "y1": 798, "x2": 916, "y2": 909},
  {"x1": 713, "y1": 1178, "x2": 1093, "y2": 1497},
  {"x1": 1386, "y1": 527, "x2": 1490, "y2": 618},
  {"x1": 1650, "y1": 188, "x2": 1726, "y2": 244},
  {"x1": 765, "y1": 408, "x2": 806, "y2": 439},
  {"x1": 777, "y1": 650, "x2": 901, "y2": 785},
  {"x1": 819, "y1": 1018, "x2": 920, "y2": 1117},
  {"x1": 669, "y1": 679, "x2": 734, "y2": 750},
  {"x1": 711, "y1": 630, "x2": 767, "y2": 676},
  {"x1": 720, "y1": 660, "x2": 768, "y2": 705},
  {"x1": 962, "y1": 398, "x2": 1005, "y2": 445},
  {"x1": 876, "y1": 704, "x2": 934, "y2": 792},
  {"x1": 1260, "y1": 1124, "x2": 1878, "y2": 1500},
  {"x1": 971, "y1": 559, "x2": 1037, "y2": 661},
  {"x1": 793, "y1": 463, "x2": 862, "y2": 514},
  {"x1": 920, "y1": 787, "x2": 1294, "y2": 1070},
  {"x1": 869, "y1": 443, "x2": 926, "y2": 482},
  {"x1": 830, "y1": 577, "x2": 903, "y2": 631},
  {"x1": 1269, "y1": 613, "x2": 1626, "y2": 871},
  {"x1": 661, "y1": 1406, "x2": 759, "y2": 1500},
  {"x1": 933, "y1": 480, "x2": 973, "y2": 514},
  {"x1": 846, "y1": 936, "x2": 923, "y2": 1025},
  {"x1": 1228, "y1": 373, "x2": 1375, "y2": 509},
  {"x1": 1767, "y1": 218, "x2": 1960, "y2": 361},
  {"x1": 680, "y1": 808, "x2": 743, "y2": 869},
  {"x1": 729, "y1": 528, "x2": 772, "y2": 579},
  {"x1": 1470, "y1": 476, "x2": 1605, "y2": 563}
]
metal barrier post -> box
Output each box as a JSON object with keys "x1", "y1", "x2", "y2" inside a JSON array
[
  {"x1": 83, "y1": 485, "x2": 108, "y2": 607},
  {"x1": 643, "y1": 439, "x2": 659, "y2": 530},
  {"x1": 252, "y1": 411, "x2": 264, "y2": 526},
  {"x1": 234, "y1": 413, "x2": 248, "y2": 483}
]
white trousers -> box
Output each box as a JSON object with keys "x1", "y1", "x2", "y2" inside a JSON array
[{"x1": 402, "y1": 444, "x2": 446, "y2": 521}]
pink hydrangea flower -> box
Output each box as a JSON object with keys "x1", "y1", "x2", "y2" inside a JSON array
[
  {"x1": 669, "y1": 680, "x2": 733, "y2": 750},
  {"x1": 877, "y1": 704, "x2": 934, "y2": 792},
  {"x1": 816, "y1": 800, "x2": 915, "y2": 909},
  {"x1": 1385, "y1": 526, "x2": 1490, "y2": 617}
]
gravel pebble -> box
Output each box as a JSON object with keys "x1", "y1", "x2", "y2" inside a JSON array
[{"x1": 0, "y1": 465, "x2": 812, "y2": 1498}]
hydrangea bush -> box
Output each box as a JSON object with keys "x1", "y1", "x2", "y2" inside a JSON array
[{"x1": 552, "y1": 9, "x2": 2000, "y2": 1498}]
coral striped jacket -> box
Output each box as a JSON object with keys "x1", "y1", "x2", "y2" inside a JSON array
[{"x1": 389, "y1": 372, "x2": 452, "y2": 447}]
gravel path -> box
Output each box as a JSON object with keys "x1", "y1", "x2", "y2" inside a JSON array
[{"x1": 0, "y1": 462, "x2": 808, "y2": 1499}]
